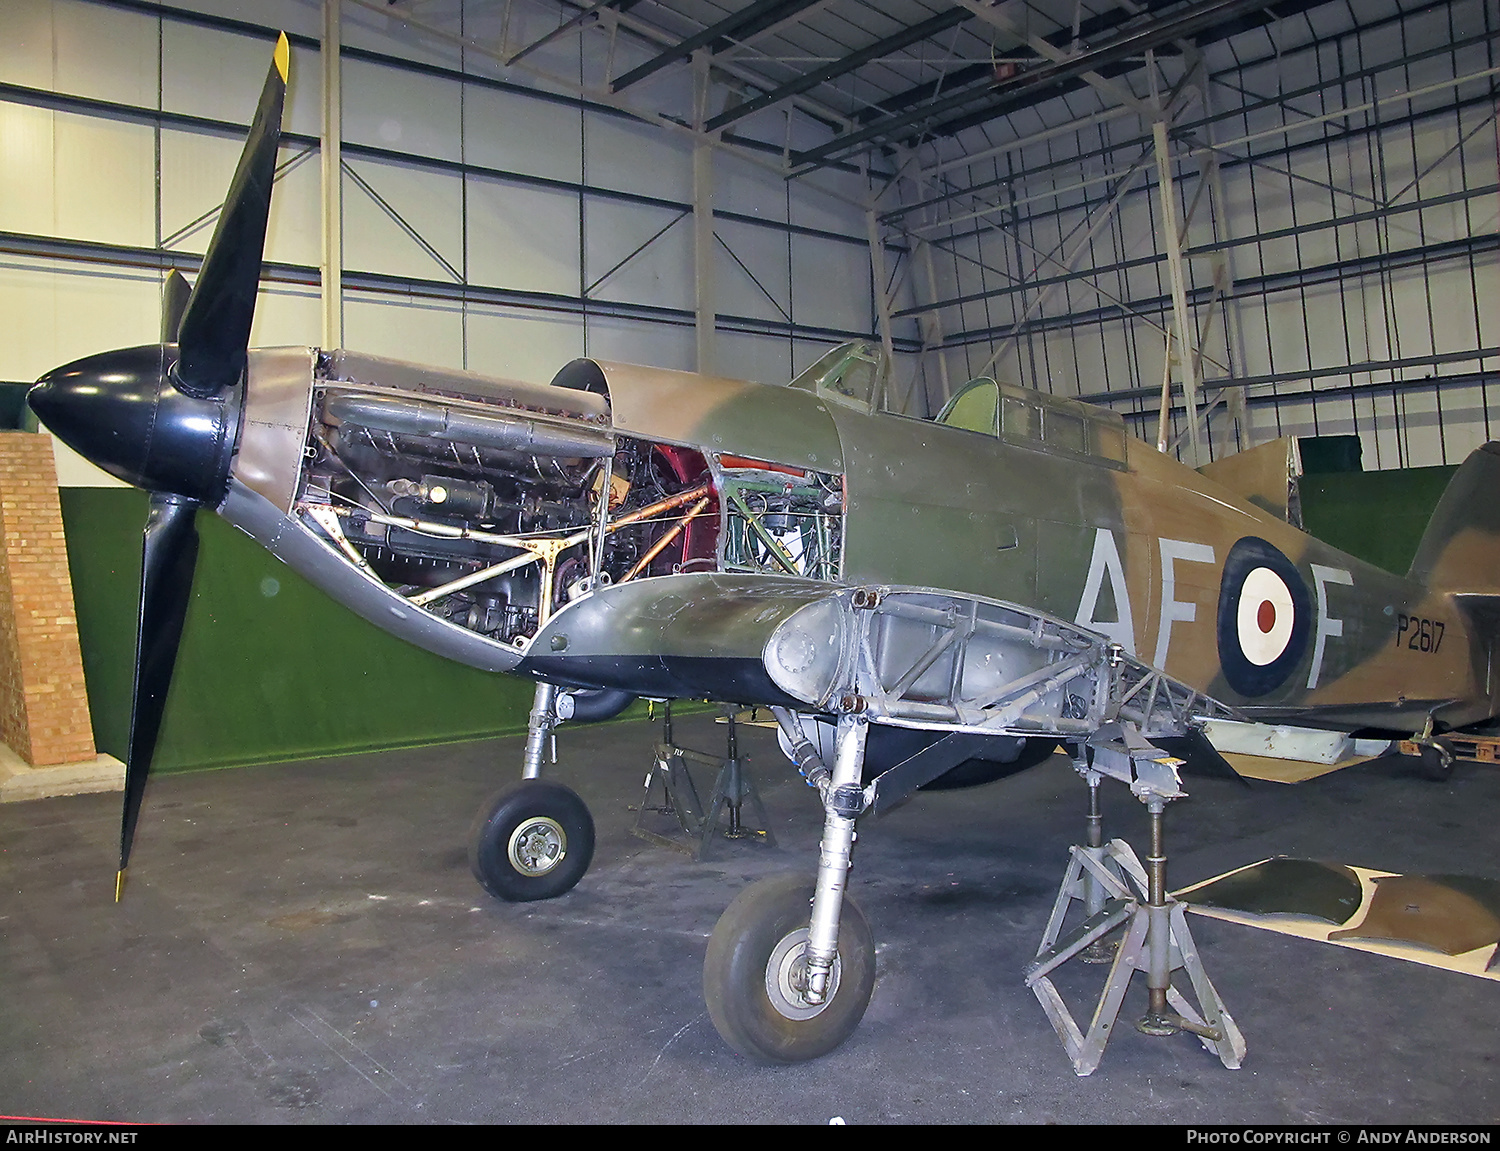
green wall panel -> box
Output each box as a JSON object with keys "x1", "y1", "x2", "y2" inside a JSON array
[
  {"x1": 1299, "y1": 465, "x2": 1457, "y2": 577},
  {"x1": 62, "y1": 488, "x2": 546, "y2": 773}
]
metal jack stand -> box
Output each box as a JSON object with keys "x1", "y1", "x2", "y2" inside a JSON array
[
  {"x1": 1025, "y1": 723, "x2": 1245, "y2": 1076},
  {"x1": 633, "y1": 702, "x2": 776, "y2": 860}
]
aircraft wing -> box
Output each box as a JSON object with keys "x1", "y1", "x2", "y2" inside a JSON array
[{"x1": 520, "y1": 572, "x2": 1240, "y2": 741}]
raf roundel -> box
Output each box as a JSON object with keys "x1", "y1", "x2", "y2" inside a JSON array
[{"x1": 1216, "y1": 537, "x2": 1312, "y2": 697}]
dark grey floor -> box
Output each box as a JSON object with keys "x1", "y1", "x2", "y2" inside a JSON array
[{"x1": 3, "y1": 713, "x2": 1499, "y2": 1125}]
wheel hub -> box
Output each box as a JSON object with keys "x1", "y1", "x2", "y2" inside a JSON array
[
  {"x1": 766, "y1": 928, "x2": 841, "y2": 1021},
  {"x1": 507, "y1": 816, "x2": 567, "y2": 876}
]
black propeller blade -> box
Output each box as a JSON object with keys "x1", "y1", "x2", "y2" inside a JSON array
[
  {"x1": 27, "y1": 33, "x2": 290, "y2": 898},
  {"x1": 161, "y1": 269, "x2": 192, "y2": 344},
  {"x1": 111, "y1": 35, "x2": 288, "y2": 896},
  {"x1": 117, "y1": 495, "x2": 200, "y2": 899},
  {"x1": 174, "y1": 33, "x2": 289, "y2": 398}
]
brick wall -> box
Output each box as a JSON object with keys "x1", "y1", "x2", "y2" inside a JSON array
[{"x1": 0, "y1": 434, "x2": 97, "y2": 766}]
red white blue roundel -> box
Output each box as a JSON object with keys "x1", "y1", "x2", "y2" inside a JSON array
[{"x1": 1216, "y1": 537, "x2": 1312, "y2": 698}]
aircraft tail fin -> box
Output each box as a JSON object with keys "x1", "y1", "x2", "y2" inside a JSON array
[{"x1": 1407, "y1": 442, "x2": 1500, "y2": 596}]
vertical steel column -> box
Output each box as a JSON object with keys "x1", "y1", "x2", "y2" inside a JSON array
[
  {"x1": 894, "y1": 147, "x2": 951, "y2": 412},
  {"x1": 1153, "y1": 119, "x2": 1202, "y2": 465},
  {"x1": 692, "y1": 48, "x2": 717, "y2": 376},
  {"x1": 321, "y1": 0, "x2": 343, "y2": 350},
  {"x1": 865, "y1": 206, "x2": 898, "y2": 409}
]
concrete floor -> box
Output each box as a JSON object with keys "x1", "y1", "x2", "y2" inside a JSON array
[{"x1": 3, "y1": 712, "x2": 1499, "y2": 1125}]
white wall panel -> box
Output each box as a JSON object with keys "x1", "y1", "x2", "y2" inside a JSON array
[
  {"x1": 585, "y1": 315, "x2": 692, "y2": 372},
  {"x1": 0, "y1": 256, "x2": 158, "y2": 381},
  {"x1": 583, "y1": 111, "x2": 691, "y2": 202},
  {"x1": 1427, "y1": 264, "x2": 1482, "y2": 351},
  {"x1": 181, "y1": 0, "x2": 322, "y2": 41},
  {"x1": 163, "y1": 23, "x2": 294, "y2": 132},
  {"x1": 465, "y1": 176, "x2": 579, "y2": 296},
  {"x1": 1433, "y1": 382, "x2": 1489, "y2": 461},
  {"x1": 714, "y1": 148, "x2": 788, "y2": 223},
  {"x1": 1386, "y1": 266, "x2": 1438, "y2": 359},
  {"x1": 464, "y1": 84, "x2": 581, "y2": 184},
  {"x1": 339, "y1": 1, "x2": 465, "y2": 71},
  {"x1": 342, "y1": 159, "x2": 464, "y2": 282},
  {"x1": 343, "y1": 292, "x2": 465, "y2": 370},
  {"x1": 788, "y1": 168, "x2": 865, "y2": 239},
  {"x1": 716, "y1": 330, "x2": 793, "y2": 388},
  {"x1": 160, "y1": 126, "x2": 320, "y2": 267},
  {"x1": 162, "y1": 19, "x2": 320, "y2": 140},
  {"x1": 464, "y1": 304, "x2": 583, "y2": 386},
  {"x1": 1396, "y1": 387, "x2": 1446, "y2": 467},
  {"x1": 585, "y1": 199, "x2": 692, "y2": 312},
  {"x1": 0, "y1": 105, "x2": 154, "y2": 248},
  {"x1": 249, "y1": 283, "x2": 320, "y2": 350},
  {"x1": 1, "y1": 0, "x2": 157, "y2": 106},
  {"x1": 791, "y1": 234, "x2": 870, "y2": 334},
  {"x1": 342, "y1": 58, "x2": 462, "y2": 163},
  {"x1": 713, "y1": 217, "x2": 789, "y2": 325}
]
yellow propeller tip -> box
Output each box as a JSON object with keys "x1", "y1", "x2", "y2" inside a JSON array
[
  {"x1": 115, "y1": 869, "x2": 126, "y2": 903},
  {"x1": 274, "y1": 32, "x2": 290, "y2": 83}
]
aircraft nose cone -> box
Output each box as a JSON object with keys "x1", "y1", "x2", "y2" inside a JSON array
[{"x1": 29, "y1": 344, "x2": 241, "y2": 505}]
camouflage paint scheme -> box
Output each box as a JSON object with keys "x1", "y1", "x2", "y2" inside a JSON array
[
  {"x1": 515, "y1": 352, "x2": 1499, "y2": 736},
  {"x1": 209, "y1": 338, "x2": 1500, "y2": 741}
]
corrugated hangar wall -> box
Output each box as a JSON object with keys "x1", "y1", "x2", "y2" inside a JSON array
[
  {"x1": 894, "y1": 0, "x2": 1499, "y2": 469},
  {"x1": 0, "y1": 0, "x2": 902, "y2": 770},
  {"x1": 0, "y1": 0, "x2": 897, "y2": 397},
  {"x1": 0, "y1": 0, "x2": 1495, "y2": 769}
]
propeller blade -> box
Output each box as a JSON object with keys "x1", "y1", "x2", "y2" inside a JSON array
[
  {"x1": 160, "y1": 269, "x2": 193, "y2": 343},
  {"x1": 118, "y1": 493, "x2": 200, "y2": 899},
  {"x1": 174, "y1": 32, "x2": 289, "y2": 398}
]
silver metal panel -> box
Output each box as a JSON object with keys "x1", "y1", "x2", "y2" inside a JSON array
[
  {"x1": 232, "y1": 346, "x2": 317, "y2": 515},
  {"x1": 326, "y1": 349, "x2": 610, "y2": 422}
]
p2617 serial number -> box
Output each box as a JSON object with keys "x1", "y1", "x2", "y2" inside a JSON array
[{"x1": 1396, "y1": 613, "x2": 1445, "y2": 653}]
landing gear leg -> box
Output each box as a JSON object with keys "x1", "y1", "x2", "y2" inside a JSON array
[
  {"x1": 704, "y1": 713, "x2": 876, "y2": 1062},
  {"x1": 468, "y1": 681, "x2": 596, "y2": 902},
  {"x1": 522, "y1": 681, "x2": 558, "y2": 779}
]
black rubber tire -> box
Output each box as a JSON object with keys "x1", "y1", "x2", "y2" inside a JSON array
[
  {"x1": 704, "y1": 874, "x2": 876, "y2": 1063},
  {"x1": 1419, "y1": 737, "x2": 1456, "y2": 782},
  {"x1": 564, "y1": 687, "x2": 636, "y2": 723},
  {"x1": 469, "y1": 780, "x2": 595, "y2": 902},
  {"x1": 920, "y1": 737, "x2": 1060, "y2": 791}
]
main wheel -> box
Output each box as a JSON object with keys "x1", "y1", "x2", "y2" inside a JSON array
[
  {"x1": 469, "y1": 780, "x2": 595, "y2": 902},
  {"x1": 704, "y1": 874, "x2": 876, "y2": 1063}
]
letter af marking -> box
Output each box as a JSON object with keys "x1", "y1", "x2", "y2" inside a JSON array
[
  {"x1": 1153, "y1": 538, "x2": 1216, "y2": 669},
  {"x1": 1075, "y1": 527, "x2": 1137, "y2": 655}
]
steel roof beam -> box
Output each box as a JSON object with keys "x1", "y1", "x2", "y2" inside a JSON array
[
  {"x1": 789, "y1": 0, "x2": 1301, "y2": 171},
  {"x1": 853, "y1": 0, "x2": 1184, "y2": 127},
  {"x1": 611, "y1": 0, "x2": 828, "y2": 93},
  {"x1": 703, "y1": 5, "x2": 976, "y2": 133}
]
